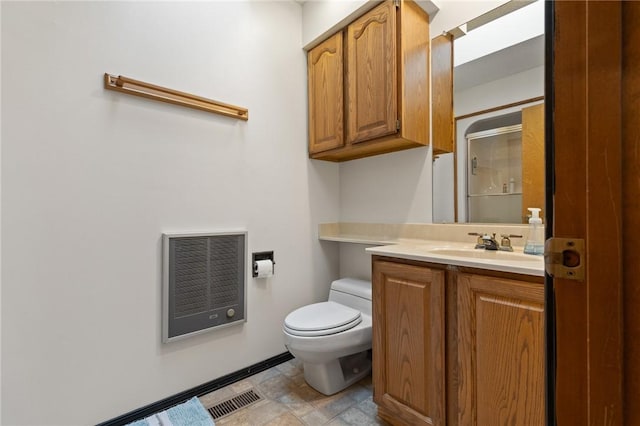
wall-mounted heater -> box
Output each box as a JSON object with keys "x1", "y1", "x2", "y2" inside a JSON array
[{"x1": 162, "y1": 231, "x2": 247, "y2": 343}]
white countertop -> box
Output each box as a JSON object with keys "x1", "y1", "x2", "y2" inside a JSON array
[{"x1": 366, "y1": 239, "x2": 545, "y2": 277}]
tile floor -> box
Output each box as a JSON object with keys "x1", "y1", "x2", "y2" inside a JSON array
[{"x1": 198, "y1": 358, "x2": 390, "y2": 425}]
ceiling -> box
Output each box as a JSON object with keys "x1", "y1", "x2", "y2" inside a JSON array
[{"x1": 454, "y1": 34, "x2": 544, "y2": 93}]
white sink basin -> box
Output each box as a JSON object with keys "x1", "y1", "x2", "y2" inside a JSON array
[{"x1": 428, "y1": 248, "x2": 541, "y2": 262}]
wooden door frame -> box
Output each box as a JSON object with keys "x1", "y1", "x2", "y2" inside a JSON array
[
  {"x1": 548, "y1": 1, "x2": 624, "y2": 424},
  {"x1": 622, "y1": 2, "x2": 640, "y2": 424}
]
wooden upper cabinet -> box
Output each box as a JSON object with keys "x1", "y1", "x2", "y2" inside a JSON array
[
  {"x1": 456, "y1": 273, "x2": 545, "y2": 426},
  {"x1": 372, "y1": 259, "x2": 445, "y2": 426},
  {"x1": 431, "y1": 34, "x2": 454, "y2": 155},
  {"x1": 308, "y1": 32, "x2": 344, "y2": 155},
  {"x1": 308, "y1": 0, "x2": 430, "y2": 162},
  {"x1": 521, "y1": 103, "x2": 545, "y2": 222},
  {"x1": 346, "y1": 0, "x2": 397, "y2": 144}
]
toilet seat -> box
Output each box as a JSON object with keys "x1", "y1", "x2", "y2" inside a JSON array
[{"x1": 284, "y1": 301, "x2": 362, "y2": 337}]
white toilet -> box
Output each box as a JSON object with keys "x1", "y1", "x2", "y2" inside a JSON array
[{"x1": 282, "y1": 278, "x2": 372, "y2": 395}]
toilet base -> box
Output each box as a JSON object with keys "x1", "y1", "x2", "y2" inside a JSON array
[{"x1": 302, "y1": 350, "x2": 371, "y2": 396}]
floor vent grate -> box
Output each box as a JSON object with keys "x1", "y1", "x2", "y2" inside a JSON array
[{"x1": 206, "y1": 388, "x2": 263, "y2": 420}]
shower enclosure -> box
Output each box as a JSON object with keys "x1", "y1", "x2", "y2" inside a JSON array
[{"x1": 467, "y1": 125, "x2": 523, "y2": 223}]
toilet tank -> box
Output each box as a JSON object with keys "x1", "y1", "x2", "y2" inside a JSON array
[{"x1": 328, "y1": 278, "x2": 372, "y2": 315}]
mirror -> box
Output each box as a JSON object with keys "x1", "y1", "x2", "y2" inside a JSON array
[{"x1": 432, "y1": 0, "x2": 545, "y2": 224}]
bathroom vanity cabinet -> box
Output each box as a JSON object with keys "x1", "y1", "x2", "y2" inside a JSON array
[
  {"x1": 372, "y1": 256, "x2": 545, "y2": 426},
  {"x1": 307, "y1": 0, "x2": 430, "y2": 162},
  {"x1": 372, "y1": 260, "x2": 445, "y2": 426},
  {"x1": 455, "y1": 271, "x2": 544, "y2": 425}
]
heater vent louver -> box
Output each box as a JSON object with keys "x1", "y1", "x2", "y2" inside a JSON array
[{"x1": 163, "y1": 231, "x2": 246, "y2": 342}]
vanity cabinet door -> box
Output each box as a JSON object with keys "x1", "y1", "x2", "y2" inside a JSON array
[
  {"x1": 372, "y1": 259, "x2": 445, "y2": 426},
  {"x1": 307, "y1": 31, "x2": 344, "y2": 154},
  {"x1": 456, "y1": 273, "x2": 544, "y2": 425}
]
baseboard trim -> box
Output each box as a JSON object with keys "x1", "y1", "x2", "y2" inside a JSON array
[{"x1": 96, "y1": 351, "x2": 293, "y2": 426}]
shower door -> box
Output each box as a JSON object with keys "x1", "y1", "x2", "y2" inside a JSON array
[{"x1": 467, "y1": 125, "x2": 522, "y2": 223}]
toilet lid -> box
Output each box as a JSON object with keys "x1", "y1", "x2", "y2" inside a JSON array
[{"x1": 284, "y1": 301, "x2": 362, "y2": 337}]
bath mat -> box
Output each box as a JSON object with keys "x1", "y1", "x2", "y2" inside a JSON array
[{"x1": 126, "y1": 397, "x2": 215, "y2": 426}]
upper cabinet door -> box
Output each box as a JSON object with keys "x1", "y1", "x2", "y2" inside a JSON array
[
  {"x1": 346, "y1": 1, "x2": 397, "y2": 145},
  {"x1": 431, "y1": 33, "x2": 454, "y2": 155},
  {"x1": 308, "y1": 32, "x2": 344, "y2": 154},
  {"x1": 521, "y1": 103, "x2": 545, "y2": 222}
]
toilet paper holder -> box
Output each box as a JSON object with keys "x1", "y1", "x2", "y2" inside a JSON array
[{"x1": 252, "y1": 251, "x2": 275, "y2": 277}]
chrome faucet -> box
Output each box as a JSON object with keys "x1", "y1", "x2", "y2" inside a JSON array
[
  {"x1": 499, "y1": 234, "x2": 523, "y2": 252},
  {"x1": 468, "y1": 232, "x2": 499, "y2": 250},
  {"x1": 468, "y1": 232, "x2": 522, "y2": 251},
  {"x1": 482, "y1": 233, "x2": 500, "y2": 250},
  {"x1": 468, "y1": 232, "x2": 485, "y2": 249}
]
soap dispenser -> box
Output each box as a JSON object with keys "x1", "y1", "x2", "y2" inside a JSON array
[{"x1": 524, "y1": 208, "x2": 544, "y2": 255}]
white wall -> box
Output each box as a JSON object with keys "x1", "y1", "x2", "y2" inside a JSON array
[
  {"x1": 339, "y1": 148, "x2": 433, "y2": 223},
  {"x1": 455, "y1": 65, "x2": 544, "y2": 117},
  {"x1": 339, "y1": 244, "x2": 375, "y2": 281},
  {"x1": 432, "y1": 152, "x2": 455, "y2": 223},
  {"x1": 1, "y1": 2, "x2": 340, "y2": 425},
  {"x1": 453, "y1": 0, "x2": 544, "y2": 66},
  {"x1": 336, "y1": 148, "x2": 432, "y2": 281},
  {"x1": 301, "y1": 0, "x2": 371, "y2": 48}
]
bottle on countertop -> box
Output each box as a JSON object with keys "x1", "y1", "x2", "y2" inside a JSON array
[{"x1": 524, "y1": 207, "x2": 544, "y2": 255}]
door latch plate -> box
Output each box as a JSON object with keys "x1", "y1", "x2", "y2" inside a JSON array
[{"x1": 544, "y1": 238, "x2": 585, "y2": 281}]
